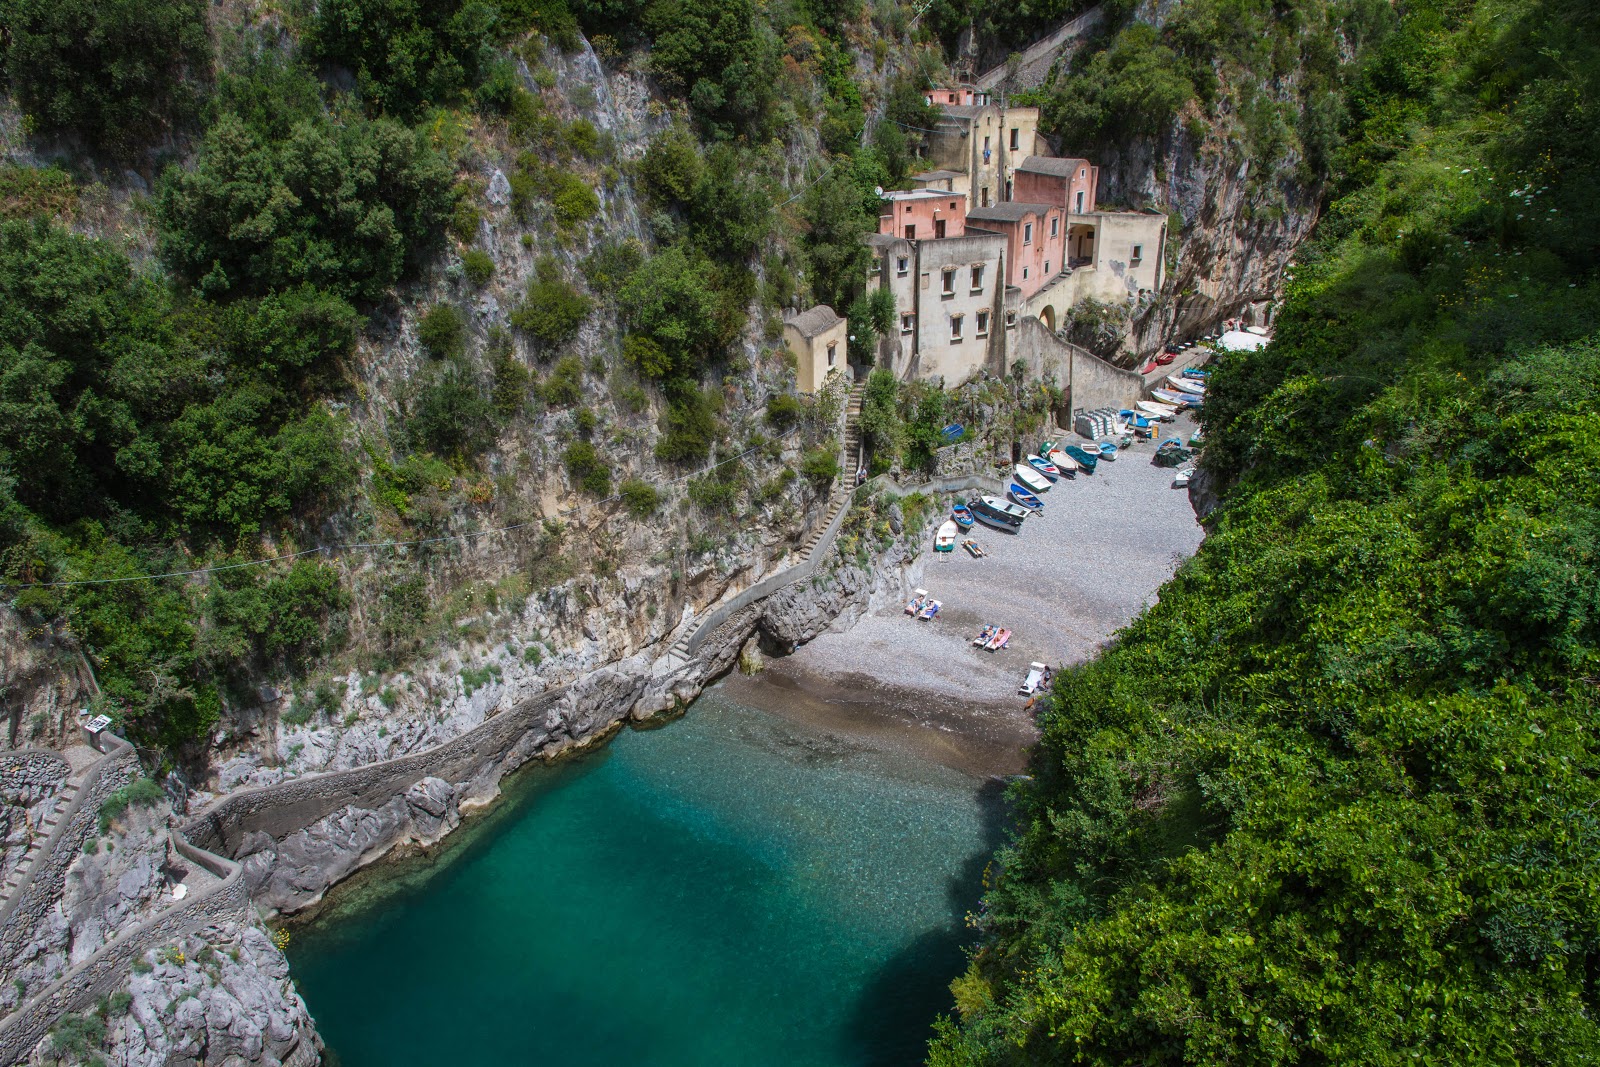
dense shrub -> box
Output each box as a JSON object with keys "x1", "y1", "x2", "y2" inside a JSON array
[
  {"x1": 308, "y1": 0, "x2": 500, "y2": 118},
  {"x1": 644, "y1": 0, "x2": 778, "y2": 135},
  {"x1": 618, "y1": 478, "x2": 661, "y2": 517},
  {"x1": 157, "y1": 113, "x2": 454, "y2": 302},
  {"x1": 654, "y1": 382, "x2": 721, "y2": 463},
  {"x1": 619, "y1": 246, "x2": 737, "y2": 379},
  {"x1": 511, "y1": 260, "x2": 592, "y2": 347},
  {"x1": 539, "y1": 354, "x2": 584, "y2": 407},
  {"x1": 406, "y1": 358, "x2": 496, "y2": 457},
  {"x1": 764, "y1": 393, "x2": 804, "y2": 430},
  {"x1": 461, "y1": 249, "x2": 496, "y2": 287},
  {"x1": 562, "y1": 440, "x2": 611, "y2": 495},
  {"x1": 799, "y1": 446, "x2": 839, "y2": 489},
  {"x1": 4, "y1": 0, "x2": 210, "y2": 158},
  {"x1": 418, "y1": 304, "x2": 468, "y2": 359}
]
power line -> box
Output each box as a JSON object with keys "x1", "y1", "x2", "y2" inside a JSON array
[{"x1": 4, "y1": 424, "x2": 806, "y2": 591}]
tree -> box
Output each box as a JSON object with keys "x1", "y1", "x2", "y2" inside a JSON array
[
  {"x1": 5, "y1": 0, "x2": 210, "y2": 157},
  {"x1": 803, "y1": 168, "x2": 874, "y2": 310},
  {"x1": 511, "y1": 260, "x2": 592, "y2": 348},
  {"x1": 308, "y1": 0, "x2": 501, "y2": 118},
  {"x1": 619, "y1": 247, "x2": 728, "y2": 378}
]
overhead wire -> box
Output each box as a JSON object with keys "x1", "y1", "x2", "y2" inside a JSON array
[{"x1": 3, "y1": 424, "x2": 806, "y2": 591}]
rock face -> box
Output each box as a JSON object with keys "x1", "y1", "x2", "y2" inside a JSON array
[{"x1": 42, "y1": 922, "x2": 324, "y2": 1067}]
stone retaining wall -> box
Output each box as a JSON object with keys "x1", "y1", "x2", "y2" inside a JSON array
[
  {"x1": 0, "y1": 830, "x2": 249, "y2": 1063},
  {"x1": 0, "y1": 751, "x2": 70, "y2": 882},
  {"x1": 0, "y1": 736, "x2": 138, "y2": 969}
]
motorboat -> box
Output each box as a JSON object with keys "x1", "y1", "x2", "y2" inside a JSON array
[
  {"x1": 971, "y1": 495, "x2": 1030, "y2": 531},
  {"x1": 1025, "y1": 455, "x2": 1060, "y2": 481},
  {"x1": 1008, "y1": 483, "x2": 1044, "y2": 512},
  {"x1": 1167, "y1": 374, "x2": 1206, "y2": 395}
]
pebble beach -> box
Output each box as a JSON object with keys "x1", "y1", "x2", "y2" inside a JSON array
[{"x1": 725, "y1": 414, "x2": 1207, "y2": 776}]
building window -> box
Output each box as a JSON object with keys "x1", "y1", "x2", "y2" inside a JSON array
[
  {"x1": 1023, "y1": 222, "x2": 1033, "y2": 245},
  {"x1": 983, "y1": 135, "x2": 990, "y2": 152},
  {"x1": 981, "y1": 186, "x2": 990, "y2": 207},
  {"x1": 896, "y1": 256, "x2": 908, "y2": 276},
  {"x1": 1044, "y1": 260, "x2": 1051, "y2": 275},
  {"x1": 976, "y1": 311, "x2": 990, "y2": 337},
  {"x1": 1131, "y1": 244, "x2": 1144, "y2": 265},
  {"x1": 826, "y1": 342, "x2": 837, "y2": 366},
  {"x1": 950, "y1": 315, "x2": 964, "y2": 340},
  {"x1": 1079, "y1": 169, "x2": 1086, "y2": 177},
  {"x1": 1022, "y1": 266, "x2": 1029, "y2": 280},
  {"x1": 901, "y1": 314, "x2": 914, "y2": 334},
  {"x1": 1005, "y1": 311, "x2": 1018, "y2": 328},
  {"x1": 970, "y1": 265, "x2": 983, "y2": 291},
  {"x1": 1009, "y1": 128, "x2": 1019, "y2": 150},
  {"x1": 1075, "y1": 191, "x2": 1085, "y2": 212},
  {"x1": 904, "y1": 204, "x2": 913, "y2": 213},
  {"x1": 949, "y1": 93, "x2": 958, "y2": 103},
  {"x1": 904, "y1": 225, "x2": 915, "y2": 240},
  {"x1": 1050, "y1": 216, "x2": 1059, "y2": 238},
  {"x1": 942, "y1": 268, "x2": 956, "y2": 296}
]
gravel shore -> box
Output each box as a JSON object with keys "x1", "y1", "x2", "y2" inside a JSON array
[{"x1": 727, "y1": 413, "x2": 1207, "y2": 776}]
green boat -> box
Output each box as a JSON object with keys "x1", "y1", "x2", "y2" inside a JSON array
[{"x1": 1060, "y1": 444, "x2": 1098, "y2": 473}]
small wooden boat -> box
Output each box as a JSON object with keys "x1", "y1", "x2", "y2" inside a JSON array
[
  {"x1": 1167, "y1": 374, "x2": 1206, "y2": 395},
  {"x1": 972, "y1": 495, "x2": 1030, "y2": 531},
  {"x1": 951, "y1": 503, "x2": 975, "y2": 529},
  {"x1": 1140, "y1": 360, "x2": 1160, "y2": 375},
  {"x1": 934, "y1": 520, "x2": 958, "y2": 553},
  {"x1": 1096, "y1": 442, "x2": 1118, "y2": 461},
  {"x1": 1013, "y1": 464, "x2": 1051, "y2": 494},
  {"x1": 985, "y1": 628, "x2": 1011, "y2": 651},
  {"x1": 1151, "y1": 388, "x2": 1192, "y2": 407},
  {"x1": 972, "y1": 625, "x2": 995, "y2": 647},
  {"x1": 1060, "y1": 444, "x2": 1098, "y2": 473},
  {"x1": 1047, "y1": 449, "x2": 1079, "y2": 476},
  {"x1": 918, "y1": 598, "x2": 942, "y2": 620},
  {"x1": 905, "y1": 588, "x2": 929, "y2": 615},
  {"x1": 1025, "y1": 454, "x2": 1060, "y2": 481},
  {"x1": 1008, "y1": 483, "x2": 1044, "y2": 512},
  {"x1": 1018, "y1": 662, "x2": 1048, "y2": 695},
  {"x1": 962, "y1": 539, "x2": 985, "y2": 558},
  {"x1": 1155, "y1": 350, "x2": 1177, "y2": 366}
]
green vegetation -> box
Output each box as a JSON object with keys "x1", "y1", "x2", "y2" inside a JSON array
[
  {"x1": 462, "y1": 249, "x2": 496, "y2": 287},
  {"x1": 418, "y1": 304, "x2": 468, "y2": 359},
  {"x1": 931, "y1": 0, "x2": 1600, "y2": 1061},
  {"x1": 799, "y1": 446, "x2": 840, "y2": 490},
  {"x1": 97, "y1": 778, "x2": 167, "y2": 833},
  {"x1": 563, "y1": 440, "x2": 611, "y2": 495},
  {"x1": 619, "y1": 479, "x2": 662, "y2": 517},
  {"x1": 308, "y1": 0, "x2": 501, "y2": 118},
  {"x1": 4, "y1": 0, "x2": 209, "y2": 158},
  {"x1": 512, "y1": 260, "x2": 593, "y2": 348}
]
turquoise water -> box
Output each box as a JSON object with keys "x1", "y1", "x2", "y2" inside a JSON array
[{"x1": 287, "y1": 686, "x2": 1004, "y2": 1067}]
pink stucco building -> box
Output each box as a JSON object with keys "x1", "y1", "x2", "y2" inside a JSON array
[
  {"x1": 965, "y1": 203, "x2": 1067, "y2": 302},
  {"x1": 1012, "y1": 157, "x2": 1099, "y2": 215},
  {"x1": 877, "y1": 190, "x2": 968, "y2": 242}
]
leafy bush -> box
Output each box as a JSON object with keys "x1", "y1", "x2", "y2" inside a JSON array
[
  {"x1": 580, "y1": 239, "x2": 645, "y2": 296},
  {"x1": 0, "y1": 165, "x2": 77, "y2": 220},
  {"x1": 563, "y1": 440, "x2": 611, "y2": 495},
  {"x1": 461, "y1": 249, "x2": 496, "y2": 287},
  {"x1": 540, "y1": 355, "x2": 584, "y2": 407},
  {"x1": 157, "y1": 113, "x2": 454, "y2": 302},
  {"x1": 5, "y1": 0, "x2": 209, "y2": 158},
  {"x1": 655, "y1": 383, "x2": 721, "y2": 463},
  {"x1": 620, "y1": 247, "x2": 740, "y2": 379},
  {"x1": 98, "y1": 779, "x2": 166, "y2": 833},
  {"x1": 406, "y1": 359, "x2": 496, "y2": 457},
  {"x1": 418, "y1": 303, "x2": 467, "y2": 359},
  {"x1": 619, "y1": 478, "x2": 661, "y2": 517},
  {"x1": 491, "y1": 342, "x2": 531, "y2": 419},
  {"x1": 308, "y1": 0, "x2": 500, "y2": 118},
  {"x1": 511, "y1": 260, "x2": 592, "y2": 347},
  {"x1": 765, "y1": 393, "x2": 805, "y2": 430},
  {"x1": 549, "y1": 170, "x2": 602, "y2": 230},
  {"x1": 799, "y1": 447, "x2": 840, "y2": 490}
]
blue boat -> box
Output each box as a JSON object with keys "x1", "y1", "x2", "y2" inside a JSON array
[
  {"x1": 941, "y1": 423, "x2": 964, "y2": 442},
  {"x1": 1096, "y1": 441, "x2": 1118, "y2": 461},
  {"x1": 1025, "y1": 455, "x2": 1060, "y2": 482},
  {"x1": 951, "y1": 503, "x2": 975, "y2": 529},
  {"x1": 1060, "y1": 444, "x2": 1098, "y2": 473},
  {"x1": 1008, "y1": 483, "x2": 1044, "y2": 512}
]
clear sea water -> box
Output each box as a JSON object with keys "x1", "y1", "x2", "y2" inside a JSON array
[{"x1": 286, "y1": 685, "x2": 1005, "y2": 1067}]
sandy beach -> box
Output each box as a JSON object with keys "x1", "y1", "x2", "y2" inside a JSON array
[{"x1": 726, "y1": 413, "x2": 1207, "y2": 776}]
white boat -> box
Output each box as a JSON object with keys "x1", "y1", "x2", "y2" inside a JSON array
[
  {"x1": 1137, "y1": 401, "x2": 1177, "y2": 421},
  {"x1": 1019, "y1": 662, "x2": 1048, "y2": 696},
  {"x1": 934, "y1": 520, "x2": 958, "y2": 553},
  {"x1": 1173, "y1": 467, "x2": 1195, "y2": 488},
  {"x1": 1167, "y1": 374, "x2": 1206, "y2": 395},
  {"x1": 974, "y1": 495, "x2": 1032, "y2": 529},
  {"x1": 1047, "y1": 449, "x2": 1079, "y2": 473},
  {"x1": 1013, "y1": 464, "x2": 1051, "y2": 494}
]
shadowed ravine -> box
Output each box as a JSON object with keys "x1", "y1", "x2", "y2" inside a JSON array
[{"x1": 286, "y1": 684, "x2": 1008, "y2": 1066}]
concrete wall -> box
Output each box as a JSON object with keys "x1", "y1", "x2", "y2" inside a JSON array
[
  {"x1": 1065, "y1": 211, "x2": 1167, "y2": 299},
  {"x1": 1009, "y1": 317, "x2": 1143, "y2": 412}
]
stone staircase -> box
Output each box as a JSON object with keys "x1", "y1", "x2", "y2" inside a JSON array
[
  {"x1": 2, "y1": 777, "x2": 82, "y2": 907},
  {"x1": 661, "y1": 380, "x2": 867, "y2": 669}
]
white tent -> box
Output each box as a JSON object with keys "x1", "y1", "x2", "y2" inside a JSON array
[{"x1": 1218, "y1": 329, "x2": 1270, "y2": 352}]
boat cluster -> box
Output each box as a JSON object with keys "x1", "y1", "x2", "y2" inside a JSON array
[{"x1": 1149, "y1": 368, "x2": 1208, "y2": 411}]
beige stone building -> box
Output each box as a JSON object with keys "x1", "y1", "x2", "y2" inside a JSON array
[
  {"x1": 922, "y1": 91, "x2": 1041, "y2": 211},
  {"x1": 782, "y1": 305, "x2": 848, "y2": 394}
]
